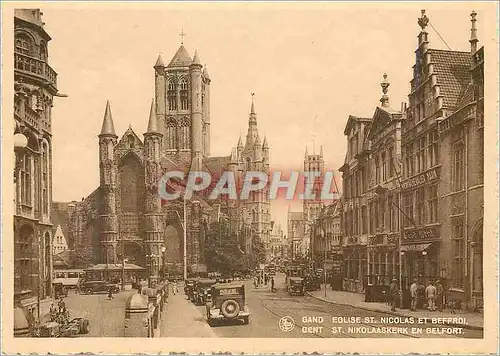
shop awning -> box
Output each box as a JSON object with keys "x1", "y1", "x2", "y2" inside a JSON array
[{"x1": 400, "y1": 243, "x2": 432, "y2": 252}]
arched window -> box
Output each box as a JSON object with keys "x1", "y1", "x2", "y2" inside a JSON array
[
  {"x1": 452, "y1": 141, "x2": 465, "y2": 191},
  {"x1": 180, "y1": 78, "x2": 189, "y2": 110},
  {"x1": 167, "y1": 79, "x2": 177, "y2": 111},
  {"x1": 179, "y1": 118, "x2": 190, "y2": 149},
  {"x1": 166, "y1": 118, "x2": 177, "y2": 150},
  {"x1": 128, "y1": 135, "x2": 135, "y2": 149},
  {"x1": 20, "y1": 153, "x2": 32, "y2": 206},
  {"x1": 15, "y1": 34, "x2": 32, "y2": 55},
  {"x1": 18, "y1": 225, "x2": 34, "y2": 291}
]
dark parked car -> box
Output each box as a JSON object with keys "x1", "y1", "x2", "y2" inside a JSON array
[
  {"x1": 184, "y1": 278, "x2": 197, "y2": 300},
  {"x1": 206, "y1": 283, "x2": 250, "y2": 326},
  {"x1": 82, "y1": 280, "x2": 119, "y2": 295},
  {"x1": 195, "y1": 278, "x2": 217, "y2": 305}
]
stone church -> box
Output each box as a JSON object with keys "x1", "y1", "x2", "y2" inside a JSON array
[{"x1": 55, "y1": 44, "x2": 271, "y2": 283}]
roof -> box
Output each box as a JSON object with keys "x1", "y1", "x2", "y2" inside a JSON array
[
  {"x1": 100, "y1": 101, "x2": 117, "y2": 136},
  {"x1": 154, "y1": 54, "x2": 165, "y2": 68},
  {"x1": 213, "y1": 283, "x2": 244, "y2": 289},
  {"x1": 51, "y1": 202, "x2": 71, "y2": 242},
  {"x1": 53, "y1": 250, "x2": 72, "y2": 267},
  {"x1": 146, "y1": 100, "x2": 160, "y2": 134},
  {"x1": 428, "y1": 49, "x2": 471, "y2": 110},
  {"x1": 343, "y1": 115, "x2": 371, "y2": 135},
  {"x1": 167, "y1": 45, "x2": 192, "y2": 68},
  {"x1": 85, "y1": 263, "x2": 145, "y2": 271},
  {"x1": 203, "y1": 156, "x2": 231, "y2": 176}
]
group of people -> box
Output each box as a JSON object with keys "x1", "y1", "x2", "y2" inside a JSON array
[
  {"x1": 49, "y1": 297, "x2": 70, "y2": 324},
  {"x1": 253, "y1": 273, "x2": 275, "y2": 291},
  {"x1": 388, "y1": 278, "x2": 446, "y2": 312}
]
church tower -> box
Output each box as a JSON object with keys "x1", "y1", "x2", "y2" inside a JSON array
[
  {"x1": 143, "y1": 100, "x2": 164, "y2": 286},
  {"x1": 98, "y1": 101, "x2": 119, "y2": 264},
  {"x1": 153, "y1": 39, "x2": 211, "y2": 170},
  {"x1": 303, "y1": 145, "x2": 325, "y2": 252}
]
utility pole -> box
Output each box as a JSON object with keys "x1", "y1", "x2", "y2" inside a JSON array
[{"x1": 183, "y1": 196, "x2": 187, "y2": 281}]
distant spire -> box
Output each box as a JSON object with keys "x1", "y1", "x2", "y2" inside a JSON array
[
  {"x1": 146, "y1": 99, "x2": 160, "y2": 134},
  {"x1": 320, "y1": 145, "x2": 323, "y2": 157},
  {"x1": 263, "y1": 135, "x2": 269, "y2": 149},
  {"x1": 100, "y1": 101, "x2": 117, "y2": 136},
  {"x1": 249, "y1": 93, "x2": 257, "y2": 125},
  {"x1": 191, "y1": 50, "x2": 202, "y2": 67},
  {"x1": 203, "y1": 65, "x2": 210, "y2": 80},
  {"x1": 470, "y1": 11, "x2": 478, "y2": 54},
  {"x1": 154, "y1": 54, "x2": 164, "y2": 68},
  {"x1": 380, "y1": 73, "x2": 390, "y2": 108},
  {"x1": 237, "y1": 134, "x2": 244, "y2": 148},
  {"x1": 305, "y1": 146, "x2": 309, "y2": 159}
]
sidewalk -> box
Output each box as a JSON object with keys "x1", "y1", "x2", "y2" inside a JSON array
[
  {"x1": 161, "y1": 292, "x2": 217, "y2": 337},
  {"x1": 307, "y1": 287, "x2": 483, "y2": 331}
]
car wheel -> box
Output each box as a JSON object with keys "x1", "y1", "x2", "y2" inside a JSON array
[
  {"x1": 80, "y1": 319, "x2": 90, "y2": 334},
  {"x1": 221, "y1": 299, "x2": 240, "y2": 319}
]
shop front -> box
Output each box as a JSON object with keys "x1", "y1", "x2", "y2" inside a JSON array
[
  {"x1": 400, "y1": 226, "x2": 440, "y2": 290},
  {"x1": 342, "y1": 245, "x2": 366, "y2": 293}
]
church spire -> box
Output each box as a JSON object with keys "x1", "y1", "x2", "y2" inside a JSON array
[
  {"x1": 237, "y1": 134, "x2": 244, "y2": 148},
  {"x1": 470, "y1": 11, "x2": 478, "y2": 54},
  {"x1": 146, "y1": 99, "x2": 160, "y2": 134},
  {"x1": 99, "y1": 100, "x2": 117, "y2": 137},
  {"x1": 191, "y1": 50, "x2": 202, "y2": 67},
  {"x1": 305, "y1": 146, "x2": 309, "y2": 159},
  {"x1": 262, "y1": 135, "x2": 269, "y2": 149},
  {"x1": 249, "y1": 92, "x2": 257, "y2": 125},
  {"x1": 154, "y1": 54, "x2": 164, "y2": 68}
]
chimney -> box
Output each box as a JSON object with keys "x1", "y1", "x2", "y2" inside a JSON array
[{"x1": 469, "y1": 11, "x2": 478, "y2": 54}]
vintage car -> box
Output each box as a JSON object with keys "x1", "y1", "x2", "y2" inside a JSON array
[
  {"x1": 82, "y1": 280, "x2": 119, "y2": 295},
  {"x1": 184, "y1": 278, "x2": 197, "y2": 300},
  {"x1": 305, "y1": 274, "x2": 322, "y2": 291},
  {"x1": 287, "y1": 276, "x2": 305, "y2": 296},
  {"x1": 195, "y1": 278, "x2": 217, "y2": 305},
  {"x1": 53, "y1": 282, "x2": 68, "y2": 299},
  {"x1": 36, "y1": 316, "x2": 90, "y2": 337},
  {"x1": 206, "y1": 283, "x2": 250, "y2": 326}
]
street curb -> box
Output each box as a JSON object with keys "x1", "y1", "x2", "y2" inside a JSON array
[{"x1": 306, "y1": 292, "x2": 483, "y2": 331}]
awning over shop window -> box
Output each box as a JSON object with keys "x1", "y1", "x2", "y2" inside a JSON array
[{"x1": 400, "y1": 243, "x2": 432, "y2": 252}]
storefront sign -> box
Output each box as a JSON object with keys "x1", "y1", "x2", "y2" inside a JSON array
[
  {"x1": 401, "y1": 167, "x2": 439, "y2": 190},
  {"x1": 403, "y1": 226, "x2": 439, "y2": 242}
]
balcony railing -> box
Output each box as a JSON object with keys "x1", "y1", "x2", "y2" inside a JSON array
[{"x1": 14, "y1": 52, "x2": 57, "y2": 89}]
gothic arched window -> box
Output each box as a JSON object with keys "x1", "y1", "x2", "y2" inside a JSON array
[
  {"x1": 166, "y1": 118, "x2": 177, "y2": 150},
  {"x1": 15, "y1": 33, "x2": 32, "y2": 55},
  {"x1": 179, "y1": 118, "x2": 190, "y2": 150},
  {"x1": 180, "y1": 78, "x2": 189, "y2": 110},
  {"x1": 128, "y1": 135, "x2": 135, "y2": 149},
  {"x1": 167, "y1": 79, "x2": 177, "y2": 111}
]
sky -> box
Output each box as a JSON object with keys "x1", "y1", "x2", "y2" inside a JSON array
[{"x1": 40, "y1": 3, "x2": 483, "y2": 235}]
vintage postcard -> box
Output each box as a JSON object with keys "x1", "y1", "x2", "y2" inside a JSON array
[{"x1": 1, "y1": 1, "x2": 499, "y2": 354}]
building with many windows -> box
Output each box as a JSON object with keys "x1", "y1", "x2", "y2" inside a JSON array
[
  {"x1": 13, "y1": 9, "x2": 62, "y2": 332},
  {"x1": 400, "y1": 10, "x2": 483, "y2": 310}
]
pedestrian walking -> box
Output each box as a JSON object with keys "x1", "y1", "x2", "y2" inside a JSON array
[
  {"x1": 425, "y1": 281, "x2": 437, "y2": 311},
  {"x1": 389, "y1": 278, "x2": 399, "y2": 311},
  {"x1": 410, "y1": 279, "x2": 419, "y2": 311},
  {"x1": 435, "y1": 279, "x2": 444, "y2": 312},
  {"x1": 270, "y1": 277, "x2": 275, "y2": 292},
  {"x1": 107, "y1": 286, "x2": 114, "y2": 300}
]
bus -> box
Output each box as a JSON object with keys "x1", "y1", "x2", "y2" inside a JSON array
[{"x1": 53, "y1": 269, "x2": 86, "y2": 290}]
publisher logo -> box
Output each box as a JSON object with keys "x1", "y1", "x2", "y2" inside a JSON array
[{"x1": 279, "y1": 316, "x2": 295, "y2": 332}]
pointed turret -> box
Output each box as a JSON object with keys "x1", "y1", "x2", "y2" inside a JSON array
[
  {"x1": 254, "y1": 133, "x2": 262, "y2": 147},
  {"x1": 203, "y1": 66, "x2": 210, "y2": 81},
  {"x1": 262, "y1": 135, "x2": 269, "y2": 149},
  {"x1": 146, "y1": 99, "x2": 161, "y2": 134},
  {"x1": 99, "y1": 101, "x2": 117, "y2": 137},
  {"x1": 244, "y1": 94, "x2": 259, "y2": 151},
  {"x1": 154, "y1": 54, "x2": 164, "y2": 68},
  {"x1": 319, "y1": 145, "x2": 323, "y2": 157},
  {"x1": 191, "y1": 50, "x2": 202, "y2": 67},
  {"x1": 305, "y1": 146, "x2": 309, "y2": 159},
  {"x1": 237, "y1": 134, "x2": 244, "y2": 149}
]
